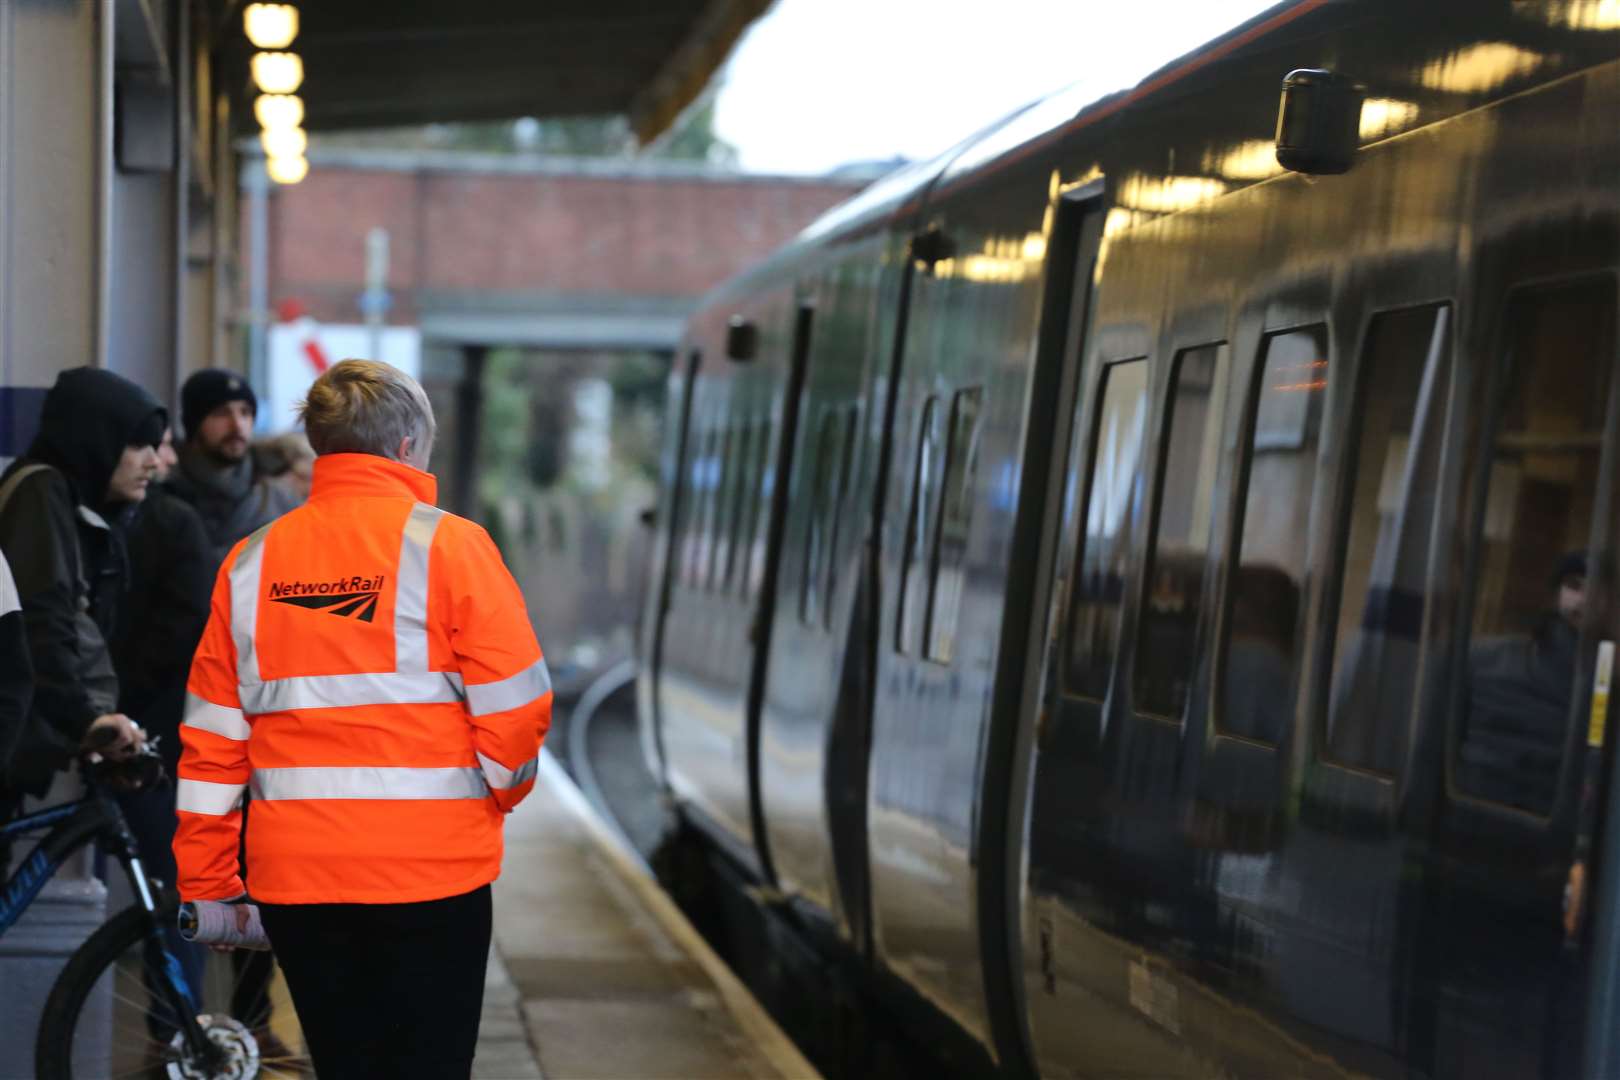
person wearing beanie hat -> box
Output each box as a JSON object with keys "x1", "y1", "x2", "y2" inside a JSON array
[
  {"x1": 0, "y1": 366, "x2": 162, "y2": 794},
  {"x1": 168, "y1": 368, "x2": 298, "y2": 567}
]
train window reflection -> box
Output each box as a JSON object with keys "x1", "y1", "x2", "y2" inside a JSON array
[
  {"x1": 744, "y1": 418, "x2": 773, "y2": 598},
  {"x1": 1066, "y1": 358, "x2": 1149, "y2": 700},
  {"x1": 926, "y1": 387, "x2": 984, "y2": 663},
  {"x1": 1134, "y1": 345, "x2": 1228, "y2": 719},
  {"x1": 1218, "y1": 325, "x2": 1330, "y2": 743},
  {"x1": 802, "y1": 408, "x2": 841, "y2": 627},
  {"x1": 897, "y1": 396, "x2": 942, "y2": 654},
  {"x1": 1455, "y1": 278, "x2": 1616, "y2": 814},
  {"x1": 707, "y1": 425, "x2": 736, "y2": 591},
  {"x1": 1325, "y1": 304, "x2": 1451, "y2": 774},
  {"x1": 686, "y1": 426, "x2": 720, "y2": 588},
  {"x1": 824, "y1": 406, "x2": 861, "y2": 630},
  {"x1": 723, "y1": 422, "x2": 754, "y2": 593}
]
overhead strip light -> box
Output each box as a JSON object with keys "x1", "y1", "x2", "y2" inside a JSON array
[{"x1": 244, "y1": 4, "x2": 299, "y2": 50}]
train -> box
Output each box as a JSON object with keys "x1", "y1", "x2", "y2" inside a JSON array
[{"x1": 632, "y1": 1, "x2": 1620, "y2": 1075}]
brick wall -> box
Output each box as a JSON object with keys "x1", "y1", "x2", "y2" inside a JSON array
[{"x1": 258, "y1": 155, "x2": 868, "y2": 326}]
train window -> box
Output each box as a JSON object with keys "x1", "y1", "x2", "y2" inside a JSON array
[
  {"x1": 1324, "y1": 304, "x2": 1451, "y2": 775},
  {"x1": 706, "y1": 425, "x2": 736, "y2": 591},
  {"x1": 722, "y1": 422, "x2": 755, "y2": 593},
  {"x1": 744, "y1": 418, "x2": 774, "y2": 598},
  {"x1": 1454, "y1": 278, "x2": 1616, "y2": 814},
  {"x1": 684, "y1": 426, "x2": 717, "y2": 588},
  {"x1": 802, "y1": 407, "x2": 842, "y2": 627},
  {"x1": 1065, "y1": 359, "x2": 1149, "y2": 700},
  {"x1": 1134, "y1": 345, "x2": 1229, "y2": 720},
  {"x1": 823, "y1": 405, "x2": 861, "y2": 630},
  {"x1": 1217, "y1": 325, "x2": 1330, "y2": 744},
  {"x1": 897, "y1": 396, "x2": 943, "y2": 654},
  {"x1": 925, "y1": 387, "x2": 985, "y2": 663}
]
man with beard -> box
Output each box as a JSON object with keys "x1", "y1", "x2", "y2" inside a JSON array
[
  {"x1": 0, "y1": 367, "x2": 159, "y2": 797},
  {"x1": 167, "y1": 370, "x2": 299, "y2": 565}
]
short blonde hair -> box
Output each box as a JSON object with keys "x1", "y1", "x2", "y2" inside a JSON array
[{"x1": 298, "y1": 359, "x2": 436, "y2": 461}]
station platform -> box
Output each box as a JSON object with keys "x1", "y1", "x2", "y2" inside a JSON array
[{"x1": 475, "y1": 753, "x2": 819, "y2": 1080}]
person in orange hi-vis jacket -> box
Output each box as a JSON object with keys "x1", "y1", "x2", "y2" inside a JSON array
[{"x1": 173, "y1": 359, "x2": 551, "y2": 1080}]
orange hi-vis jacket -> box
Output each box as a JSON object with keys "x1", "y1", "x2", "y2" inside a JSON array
[{"x1": 173, "y1": 453, "x2": 552, "y2": 904}]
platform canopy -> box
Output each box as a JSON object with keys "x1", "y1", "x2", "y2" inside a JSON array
[{"x1": 226, "y1": 0, "x2": 773, "y2": 143}]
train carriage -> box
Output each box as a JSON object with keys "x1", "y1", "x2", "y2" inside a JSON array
[{"x1": 637, "y1": 1, "x2": 1620, "y2": 1075}]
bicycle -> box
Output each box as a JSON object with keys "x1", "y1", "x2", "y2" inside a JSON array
[{"x1": 0, "y1": 744, "x2": 313, "y2": 1078}]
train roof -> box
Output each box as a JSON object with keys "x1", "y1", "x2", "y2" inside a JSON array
[{"x1": 697, "y1": 0, "x2": 1620, "y2": 310}]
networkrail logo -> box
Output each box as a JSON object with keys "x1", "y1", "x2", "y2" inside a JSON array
[{"x1": 266, "y1": 575, "x2": 386, "y2": 623}]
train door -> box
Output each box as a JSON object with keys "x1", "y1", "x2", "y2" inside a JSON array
[{"x1": 638, "y1": 346, "x2": 702, "y2": 780}]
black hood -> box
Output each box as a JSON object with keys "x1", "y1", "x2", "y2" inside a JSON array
[{"x1": 25, "y1": 367, "x2": 167, "y2": 509}]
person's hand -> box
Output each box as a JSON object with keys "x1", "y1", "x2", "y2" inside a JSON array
[
  {"x1": 209, "y1": 901, "x2": 255, "y2": 953},
  {"x1": 82, "y1": 713, "x2": 144, "y2": 759}
]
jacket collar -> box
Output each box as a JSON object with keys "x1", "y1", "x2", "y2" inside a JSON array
[{"x1": 309, "y1": 453, "x2": 438, "y2": 504}]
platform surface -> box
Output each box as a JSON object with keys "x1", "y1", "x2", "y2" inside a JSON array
[{"x1": 481, "y1": 755, "x2": 817, "y2": 1079}]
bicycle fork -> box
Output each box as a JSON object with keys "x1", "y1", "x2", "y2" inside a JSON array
[{"x1": 102, "y1": 818, "x2": 221, "y2": 1068}]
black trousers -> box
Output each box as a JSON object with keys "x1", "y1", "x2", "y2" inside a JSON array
[{"x1": 259, "y1": 885, "x2": 492, "y2": 1080}]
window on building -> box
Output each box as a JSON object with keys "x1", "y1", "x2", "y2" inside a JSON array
[
  {"x1": 1324, "y1": 305, "x2": 1451, "y2": 774},
  {"x1": 1065, "y1": 359, "x2": 1150, "y2": 700},
  {"x1": 1218, "y1": 325, "x2": 1330, "y2": 744},
  {"x1": 1455, "y1": 278, "x2": 1615, "y2": 814},
  {"x1": 897, "y1": 396, "x2": 942, "y2": 653},
  {"x1": 925, "y1": 387, "x2": 985, "y2": 663},
  {"x1": 1134, "y1": 345, "x2": 1228, "y2": 720}
]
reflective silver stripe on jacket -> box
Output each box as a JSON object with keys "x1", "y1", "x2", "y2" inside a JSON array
[
  {"x1": 395, "y1": 503, "x2": 444, "y2": 673},
  {"x1": 182, "y1": 693, "x2": 251, "y2": 741},
  {"x1": 176, "y1": 779, "x2": 246, "y2": 816},
  {"x1": 239, "y1": 670, "x2": 466, "y2": 715},
  {"x1": 250, "y1": 766, "x2": 488, "y2": 801},
  {"x1": 477, "y1": 751, "x2": 539, "y2": 791},
  {"x1": 229, "y1": 523, "x2": 274, "y2": 684},
  {"x1": 465, "y1": 657, "x2": 552, "y2": 717}
]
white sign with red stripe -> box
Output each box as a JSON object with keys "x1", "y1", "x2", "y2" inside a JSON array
[{"x1": 267, "y1": 320, "x2": 421, "y2": 432}]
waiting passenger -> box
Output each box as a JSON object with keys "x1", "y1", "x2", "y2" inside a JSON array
[
  {"x1": 1459, "y1": 552, "x2": 1586, "y2": 812},
  {"x1": 0, "y1": 548, "x2": 32, "y2": 869},
  {"x1": 0, "y1": 367, "x2": 158, "y2": 797},
  {"x1": 167, "y1": 369, "x2": 298, "y2": 566},
  {"x1": 110, "y1": 423, "x2": 212, "y2": 990},
  {"x1": 253, "y1": 430, "x2": 315, "y2": 504},
  {"x1": 1221, "y1": 563, "x2": 1299, "y2": 744},
  {"x1": 174, "y1": 359, "x2": 552, "y2": 1079}
]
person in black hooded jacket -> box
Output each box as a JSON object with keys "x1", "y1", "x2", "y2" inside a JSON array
[{"x1": 0, "y1": 366, "x2": 165, "y2": 798}]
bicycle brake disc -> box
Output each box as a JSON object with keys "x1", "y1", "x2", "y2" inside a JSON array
[{"x1": 165, "y1": 1014, "x2": 261, "y2": 1080}]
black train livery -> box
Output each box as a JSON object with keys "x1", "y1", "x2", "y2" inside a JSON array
[{"x1": 635, "y1": 1, "x2": 1620, "y2": 1076}]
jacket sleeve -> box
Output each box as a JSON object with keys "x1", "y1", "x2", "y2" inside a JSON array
[
  {"x1": 440, "y1": 522, "x2": 551, "y2": 813},
  {"x1": 115, "y1": 497, "x2": 213, "y2": 726},
  {"x1": 173, "y1": 546, "x2": 251, "y2": 901},
  {"x1": 0, "y1": 552, "x2": 33, "y2": 775},
  {"x1": 0, "y1": 472, "x2": 103, "y2": 769}
]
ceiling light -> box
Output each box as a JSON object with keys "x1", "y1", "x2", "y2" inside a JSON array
[
  {"x1": 1359, "y1": 98, "x2": 1420, "y2": 141},
  {"x1": 1203, "y1": 139, "x2": 1282, "y2": 181},
  {"x1": 1420, "y1": 43, "x2": 1543, "y2": 94},
  {"x1": 266, "y1": 155, "x2": 309, "y2": 185},
  {"x1": 252, "y1": 52, "x2": 304, "y2": 95},
  {"x1": 254, "y1": 93, "x2": 304, "y2": 131},
  {"x1": 244, "y1": 4, "x2": 299, "y2": 50},
  {"x1": 261, "y1": 126, "x2": 307, "y2": 158}
]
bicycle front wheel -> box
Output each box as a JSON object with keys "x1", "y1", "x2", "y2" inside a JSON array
[{"x1": 34, "y1": 897, "x2": 313, "y2": 1079}]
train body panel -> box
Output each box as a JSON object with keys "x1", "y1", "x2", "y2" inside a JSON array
[{"x1": 638, "y1": 2, "x2": 1620, "y2": 1075}]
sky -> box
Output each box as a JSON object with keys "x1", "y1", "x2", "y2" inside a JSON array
[{"x1": 712, "y1": 0, "x2": 1282, "y2": 175}]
